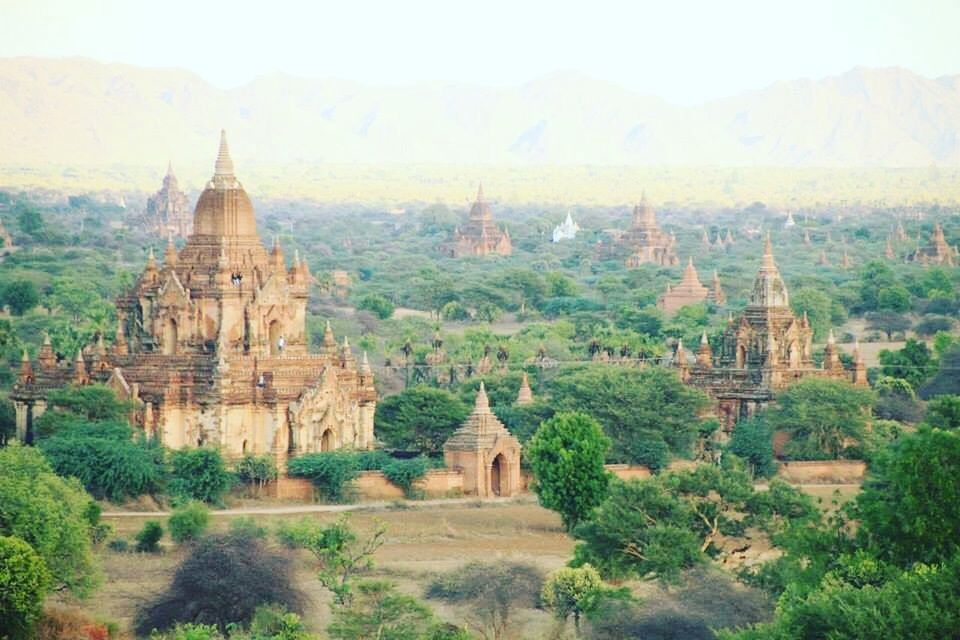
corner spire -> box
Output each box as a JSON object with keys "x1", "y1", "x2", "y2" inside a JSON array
[{"x1": 475, "y1": 381, "x2": 491, "y2": 412}]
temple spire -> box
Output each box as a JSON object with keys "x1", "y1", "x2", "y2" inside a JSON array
[
  {"x1": 475, "y1": 381, "x2": 490, "y2": 412},
  {"x1": 214, "y1": 129, "x2": 235, "y2": 177},
  {"x1": 164, "y1": 233, "x2": 177, "y2": 266},
  {"x1": 476, "y1": 181, "x2": 485, "y2": 203},
  {"x1": 516, "y1": 372, "x2": 533, "y2": 405}
]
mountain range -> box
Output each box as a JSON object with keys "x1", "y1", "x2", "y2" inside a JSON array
[{"x1": 1, "y1": 57, "x2": 958, "y2": 169}]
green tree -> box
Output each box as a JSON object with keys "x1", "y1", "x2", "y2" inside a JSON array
[
  {"x1": 541, "y1": 564, "x2": 628, "y2": 635},
  {"x1": 727, "y1": 416, "x2": 776, "y2": 478},
  {"x1": 357, "y1": 294, "x2": 395, "y2": 320},
  {"x1": 791, "y1": 287, "x2": 833, "y2": 340},
  {"x1": 375, "y1": 387, "x2": 470, "y2": 456},
  {"x1": 135, "y1": 521, "x2": 164, "y2": 553},
  {"x1": 276, "y1": 515, "x2": 386, "y2": 605},
  {"x1": 14, "y1": 202, "x2": 43, "y2": 236},
  {"x1": 0, "y1": 535, "x2": 52, "y2": 640},
  {"x1": 328, "y1": 580, "x2": 437, "y2": 640},
  {"x1": 168, "y1": 448, "x2": 233, "y2": 505},
  {"x1": 235, "y1": 454, "x2": 279, "y2": 497},
  {"x1": 857, "y1": 261, "x2": 896, "y2": 312},
  {"x1": 546, "y1": 271, "x2": 579, "y2": 298},
  {"x1": 286, "y1": 451, "x2": 361, "y2": 502},
  {"x1": 865, "y1": 311, "x2": 912, "y2": 340},
  {"x1": 925, "y1": 395, "x2": 960, "y2": 430},
  {"x1": 526, "y1": 412, "x2": 611, "y2": 531},
  {"x1": 0, "y1": 279, "x2": 39, "y2": 316},
  {"x1": 768, "y1": 378, "x2": 876, "y2": 459},
  {"x1": 879, "y1": 339, "x2": 934, "y2": 392},
  {"x1": 0, "y1": 443, "x2": 98, "y2": 596},
  {"x1": 548, "y1": 366, "x2": 710, "y2": 468},
  {"x1": 876, "y1": 285, "x2": 912, "y2": 312}
]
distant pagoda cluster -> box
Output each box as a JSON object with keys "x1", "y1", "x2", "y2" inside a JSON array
[
  {"x1": 905, "y1": 223, "x2": 957, "y2": 266},
  {"x1": 617, "y1": 196, "x2": 679, "y2": 267},
  {"x1": 443, "y1": 184, "x2": 512, "y2": 257},
  {"x1": 676, "y1": 235, "x2": 867, "y2": 427},
  {"x1": 13, "y1": 132, "x2": 376, "y2": 461},
  {"x1": 145, "y1": 162, "x2": 193, "y2": 238}
]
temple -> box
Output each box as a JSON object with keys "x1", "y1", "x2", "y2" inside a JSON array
[
  {"x1": 679, "y1": 234, "x2": 866, "y2": 428},
  {"x1": 552, "y1": 211, "x2": 580, "y2": 243},
  {"x1": 0, "y1": 215, "x2": 14, "y2": 253},
  {"x1": 658, "y1": 258, "x2": 725, "y2": 314},
  {"x1": 145, "y1": 162, "x2": 193, "y2": 238},
  {"x1": 443, "y1": 382, "x2": 521, "y2": 497},
  {"x1": 618, "y1": 196, "x2": 679, "y2": 267},
  {"x1": 11, "y1": 132, "x2": 377, "y2": 460},
  {"x1": 443, "y1": 184, "x2": 512, "y2": 257},
  {"x1": 905, "y1": 223, "x2": 957, "y2": 266}
]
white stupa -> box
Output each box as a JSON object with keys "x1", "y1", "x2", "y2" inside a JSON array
[{"x1": 552, "y1": 211, "x2": 580, "y2": 243}]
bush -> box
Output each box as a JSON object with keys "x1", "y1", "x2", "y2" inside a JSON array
[
  {"x1": 234, "y1": 454, "x2": 278, "y2": 497},
  {"x1": 381, "y1": 457, "x2": 431, "y2": 497},
  {"x1": 35, "y1": 605, "x2": 110, "y2": 640},
  {"x1": 627, "y1": 435, "x2": 670, "y2": 471},
  {"x1": 168, "y1": 502, "x2": 210, "y2": 544},
  {"x1": 107, "y1": 539, "x2": 130, "y2": 553},
  {"x1": 728, "y1": 417, "x2": 776, "y2": 477},
  {"x1": 925, "y1": 395, "x2": 960, "y2": 430},
  {"x1": 168, "y1": 448, "x2": 233, "y2": 505},
  {"x1": 287, "y1": 451, "x2": 361, "y2": 502},
  {"x1": 357, "y1": 294, "x2": 395, "y2": 320},
  {"x1": 0, "y1": 535, "x2": 52, "y2": 639},
  {"x1": 135, "y1": 521, "x2": 164, "y2": 553},
  {"x1": 135, "y1": 534, "x2": 304, "y2": 635}
]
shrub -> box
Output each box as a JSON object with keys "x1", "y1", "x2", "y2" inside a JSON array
[
  {"x1": 381, "y1": 457, "x2": 431, "y2": 497},
  {"x1": 357, "y1": 294, "x2": 395, "y2": 320},
  {"x1": 0, "y1": 535, "x2": 52, "y2": 640},
  {"x1": 247, "y1": 604, "x2": 311, "y2": 640},
  {"x1": 168, "y1": 502, "x2": 210, "y2": 544},
  {"x1": 168, "y1": 448, "x2": 233, "y2": 505},
  {"x1": 286, "y1": 451, "x2": 361, "y2": 502},
  {"x1": 35, "y1": 605, "x2": 110, "y2": 640},
  {"x1": 229, "y1": 516, "x2": 267, "y2": 540},
  {"x1": 135, "y1": 534, "x2": 304, "y2": 635},
  {"x1": 234, "y1": 454, "x2": 278, "y2": 497},
  {"x1": 135, "y1": 521, "x2": 164, "y2": 553},
  {"x1": 107, "y1": 539, "x2": 130, "y2": 553},
  {"x1": 925, "y1": 395, "x2": 960, "y2": 430},
  {"x1": 355, "y1": 449, "x2": 393, "y2": 471}
]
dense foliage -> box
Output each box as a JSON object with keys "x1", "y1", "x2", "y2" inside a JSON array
[
  {"x1": 375, "y1": 387, "x2": 470, "y2": 455},
  {"x1": 0, "y1": 534, "x2": 52, "y2": 640},
  {"x1": 168, "y1": 448, "x2": 234, "y2": 505},
  {"x1": 168, "y1": 502, "x2": 211, "y2": 545}
]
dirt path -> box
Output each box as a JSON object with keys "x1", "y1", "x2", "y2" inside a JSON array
[{"x1": 101, "y1": 495, "x2": 537, "y2": 518}]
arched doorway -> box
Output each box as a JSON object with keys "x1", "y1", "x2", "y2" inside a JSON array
[
  {"x1": 788, "y1": 341, "x2": 800, "y2": 368},
  {"x1": 242, "y1": 440, "x2": 249, "y2": 454},
  {"x1": 268, "y1": 320, "x2": 282, "y2": 355},
  {"x1": 287, "y1": 425, "x2": 296, "y2": 454},
  {"x1": 320, "y1": 429, "x2": 334, "y2": 452},
  {"x1": 736, "y1": 344, "x2": 747, "y2": 368},
  {"x1": 163, "y1": 318, "x2": 178, "y2": 355},
  {"x1": 491, "y1": 453, "x2": 508, "y2": 497}
]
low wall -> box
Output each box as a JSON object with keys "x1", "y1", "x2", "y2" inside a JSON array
[
  {"x1": 268, "y1": 476, "x2": 315, "y2": 501},
  {"x1": 777, "y1": 460, "x2": 866, "y2": 484},
  {"x1": 605, "y1": 464, "x2": 652, "y2": 480},
  {"x1": 268, "y1": 469, "x2": 466, "y2": 502}
]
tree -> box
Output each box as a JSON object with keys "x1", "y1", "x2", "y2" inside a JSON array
[
  {"x1": 876, "y1": 285, "x2": 912, "y2": 312},
  {"x1": 526, "y1": 412, "x2": 611, "y2": 531},
  {"x1": 925, "y1": 395, "x2": 960, "y2": 430},
  {"x1": 853, "y1": 428, "x2": 960, "y2": 566},
  {"x1": 375, "y1": 387, "x2": 470, "y2": 456},
  {"x1": 0, "y1": 279, "x2": 39, "y2": 316},
  {"x1": 727, "y1": 416, "x2": 776, "y2": 478},
  {"x1": 546, "y1": 271, "x2": 579, "y2": 298},
  {"x1": 0, "y1": 398, "x2": 16, "y2": 446},
  {"x1": 426, "y1": 562, "x2": 544, "y2": 640},
  {"x1": 791, "y1": 287, "x2": 833, "y2": 340},
  {"x1": 328, "y1": 580, "x2": 437, "y2": 640},
  {"x1": 865, "y1": 311, "x2": 911, "y2": 340},
  {"x1": 572, "y1": 468, "x2": 818, "y2": 582},
  {"x1": 168, "y1": 448, "x2": 233, "y2": 505},
  {"x1": 135, "y1": 521, "x2": 164, "y2": 553},
  {"x1": 879, "y1": 339, "x2": 934, "y2": 392},
  {"x1": 14, "y1": 202, "x2": 43, "y2": 236},
  {"x1": 286, "y1": 451, "x2": 362, "y2": 502},
  {"x1": 0, "y1": 535, "x2": 52, "y2": 640},
  {"x1": 276, "y1": 515, "x2": 386, "y2": 605},
  {"x1": 0, "y1": 443, "x2": 97, "y2": 596},
  {"x1": 767, "y1": 378, "x2": 876, "y2": 459},
  {"x1": 235, "y1": 454, "x2": 279, "y2": 497},
  {"x1": 547, "y1": 366, "x2": 710, "y2": 468},
  {"x1": 857, "y1": 261, "x2": 896, "y2": 312},
  {"x1": 914, "y1": 315, "x2": 954, "y2": 337},
  {"x1": 136, "y1": 533, "x2": 304, "y2": 635},
  {"x1": 358, "y1": 294, "x2": 395, "y2": 320},
  {"x1": 38, "y1": 384, "x2": 131, "y2": 428},
  {"x1": 541, "y1": 564, "x2": 627, "y2": 636},
  {"x1": 921, "y1": 345, "x2": 960, "y2": 398}
]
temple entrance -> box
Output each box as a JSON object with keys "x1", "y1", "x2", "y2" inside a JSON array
[
  {"x1": 269, "y1": 320, "x2": 281, "y2": 356},
  {"x1": 287, "y1": 425, "x2": 296, "y2": 453},
  {"x1": 736, "y1": 344, "x2": 747, "y2": 368},
  {"x1": 320, "y1": 429, "x2": 334, "y2": 452},
  {"x1": 163, "y1": 318, "x2": 178, "y2": 355},
  {"x1": 491, "y1": 453, "x2": 508, "y2": 497},
  {"x1": 242, "y1": 440, "x2": 248, "y2": 454},
  {"x1": 788, "y1": 341, "x2": 801, "y2": 368}
]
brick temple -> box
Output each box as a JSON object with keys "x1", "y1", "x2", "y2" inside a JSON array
[
  {"x1": 12, "y1": 132, "x2": 376, "y2": 461},
  {"x1": 443, "y1": 184, "x2": 512, "y2": 257},
  {"x1": 618, "y1": 196, "x2": 679, "y2": 267},
  {"x1": 145, "y1": 161, "x2": 193, "y2": 238}
]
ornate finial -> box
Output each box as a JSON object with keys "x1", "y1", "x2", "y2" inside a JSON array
[
  {"x1": 475, "y1": 381, "x2": 490, "y2": 412},
  {"x1": 164, "y1": 233, "x2": 177, "y2": 265},
  {"x1": 827, "y1": 328, "x2": 836, "y2": 345},
  {"x1": 476, "y1": 181, "x2": 485, "y2": 202},
  {"x1": 359, "y1": 351, "x2": 372, "y2": 376},
  {"x1": 342, "y1": 335, "x2": 350, "y2": 349},
  {"x1": 764, "y1": 231, "x2": 773, "y2": 255},
  {"x1": 701, "y1": 330, "x2": 709, "y2": 345},
  {"x1": 146, "y1": 247, "x2": 157, "y2": 269},
  {"x1": 322, "y1": 320, "x2": 336, "y2": 350},
  {"x1": 166, "y1": 160, "x2": 174, "y2": 177}
]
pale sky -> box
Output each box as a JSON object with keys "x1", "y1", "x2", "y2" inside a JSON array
[{"x1": 1, "y1": 0, "x2": 958, "y2": 105}]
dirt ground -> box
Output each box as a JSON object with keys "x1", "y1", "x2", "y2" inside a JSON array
[{"x1": 78, "y1": 485, "x2": 861, "y2": 638}]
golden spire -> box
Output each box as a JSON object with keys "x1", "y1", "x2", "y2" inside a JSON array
[
  {"x1": 475, "y1": 381, "x2": 490, "y2": 412},
  {"x1": 476, "y1": 181, "x2": 485, "y2": 203},
  {"x1": 359, "y1": 351, "x2": 372, "y2": 376},
  {"x1": 516, "y1": 372, "x2": 533, "y2": 405},
  {"x1": 164, "y1": 233, "x2": 177, "y2": 266}
]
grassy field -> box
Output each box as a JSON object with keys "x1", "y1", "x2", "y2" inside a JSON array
[{"x1": 71, "y1": 483, "x2": 862, "y2": 637}]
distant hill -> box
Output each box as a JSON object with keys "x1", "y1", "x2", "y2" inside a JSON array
[{"x1": 0, "y1": 57, "x2": 958, "y2": 168}]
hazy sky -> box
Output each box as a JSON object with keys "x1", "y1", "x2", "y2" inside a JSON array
[{"x1": 1, "y1": 0, "x2": 958, "y2": 104}]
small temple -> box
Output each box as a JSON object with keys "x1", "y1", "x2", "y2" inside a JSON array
[
  {"x1": 515, "y1": 372, "x2": 533, "y2": 405},
  {"x1": 443, "y1": 382, "x2": 521, "y2": 497},
  {"x1": 443, "y1": 184, "x2": 512, "y2": 257},
  {"x1": 905, "y1": 223, "x2": 957, "y2": 266},
  {"x1": 619, "y1": 196, "x2": 679, "y2": 267},
  {"x1": 552, "y1": 211, "x2": 580, "y2": 243},
  {"x1": 12, "y1": 132, "x2": 377, "y2": 461},
  {"x1": 658, "y1": 258, "x2": 725, "y2": 314},
  {"x1": 679, "y1": 234, "x2": 866, "y2": 428},
  {"x1": 0, "y1": 215, "x2": 14, "y2": 253},
  {"x1": 145, "y1": 162, "x2": 193, "y2": 238}
]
